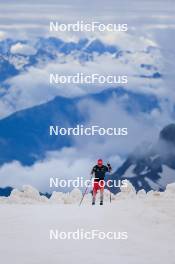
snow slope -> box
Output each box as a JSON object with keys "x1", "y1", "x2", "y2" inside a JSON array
[{"x1": 0, "y1": 183, "x2": 175, "y2": 264}]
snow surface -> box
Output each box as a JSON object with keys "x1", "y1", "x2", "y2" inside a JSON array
[{"x1": 0, "y1": 181, "x2": 175, "y2": 264}]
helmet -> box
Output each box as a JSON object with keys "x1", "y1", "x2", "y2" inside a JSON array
[{"x1": 97, "y1": 159, "x2": 103, "y2": 167}]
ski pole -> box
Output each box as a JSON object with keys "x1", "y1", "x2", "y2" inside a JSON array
[
  {"x1": 79, "y1": 175, "x2": 93, "y2": 206},
  {"x1": 109, "y1": 170, "x2": 112, "y2": 203},
  {"x1": 106, "y1": 178, "x2": 112, "y2": 202}
]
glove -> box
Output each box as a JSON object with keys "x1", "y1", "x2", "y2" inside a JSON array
[{"x1": 107, "y1": 162, "x2": 111, "y2": 167}]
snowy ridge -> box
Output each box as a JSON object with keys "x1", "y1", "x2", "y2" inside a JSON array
[
  {"x1": 111, "y1": 124, "x2": 175, "y2": 192},
  {"x1": 0, "y1": 180, "x2": 174, "y2": 204},
  {"x1": 0, "y1": 35, "x2": 163, "y2": 121},
  {"x1": 0, "y1": 36, "x2": 162, "y2": 84}
]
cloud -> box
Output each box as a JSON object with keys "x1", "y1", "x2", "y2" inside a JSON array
[
  {"x1": 75, "y1": 95, "x2": 162, "y2": 155},
  {"x1": 0, "y1": 147, "x2": 122, "y2": 192},
  {"x1": 0, "y1": 37, "x2": 163, "y2": 119},
  {"x1": 0, "y1": 30, "x2": 8, "y2": 40},
  {"x1": 96, "y1": 31, "x2": 158, "y2": 51},
  {"x1": 10, "y1": 43, "x2": 36, "y2": 55}
]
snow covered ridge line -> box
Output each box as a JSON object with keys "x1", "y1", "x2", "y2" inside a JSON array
[{"x1": 0, "y1": 181, "x2": 175, "y2": 204}]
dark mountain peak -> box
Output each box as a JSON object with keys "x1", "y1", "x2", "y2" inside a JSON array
[
  {"x1": 160, "y1": 123, "x2": 175, "y2": 144},
  {"x1": 0, "y1": 186, "x2": 13, "y2": 197},
  {"x1": 36, "y1": 37, "x2": 64, "y2": 49},
  {"x1": 111, "y1": 124, "x2": 175, "y2": 193}
]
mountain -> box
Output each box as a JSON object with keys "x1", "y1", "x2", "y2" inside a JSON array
[
  {"x1": 0, "y1": 37, "x2": 118, "y2": 71},
  {"x1": 0, "y1": 37, "x2": 162, "y2": 83},
  {"x1": 0, "y1": 36, "x2": 168, "y2": 194},
  {"x1": 0, "y1": 186, "x2": 13, "y2": 197},
  {"x1": 0, "y1": 95, "x2": 84, "y2": 165},
  {"x1": 0, "y1": 56, "x2": 19, "y2": 81},
  {"x1": 0, "y1": 88, "x2": 159, "y2": 166},
  {"x1": 111, "y1": 124, "x2": 175, "y2": 192}
]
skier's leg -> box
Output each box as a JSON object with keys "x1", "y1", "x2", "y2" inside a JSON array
[
  {"x1": 92, "y1": 190, "x2": 96, "y2": 205},
  {"x1": 92, "y1": 182, "x2": 98, "y2": 205}
]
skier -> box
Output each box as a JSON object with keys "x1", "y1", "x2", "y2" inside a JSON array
[{"x1": 91, "y1": 159, "x2": 112, "y2": 205}]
